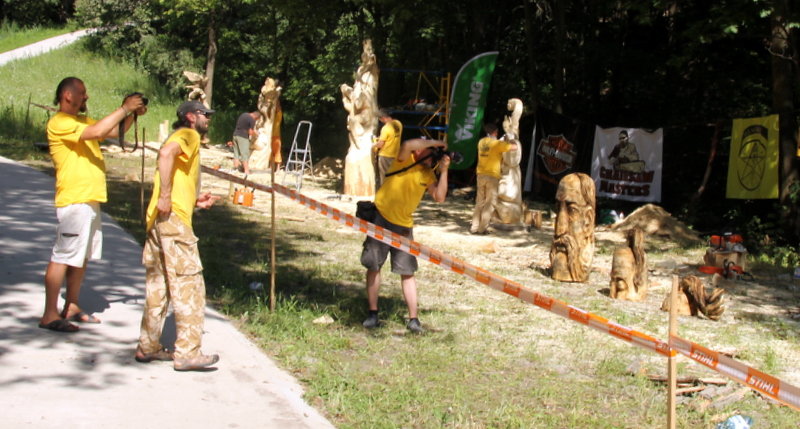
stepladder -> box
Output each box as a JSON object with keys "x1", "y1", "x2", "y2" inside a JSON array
[{"x1": 281, "y1": 120, "x2": 313, "y2": 190}]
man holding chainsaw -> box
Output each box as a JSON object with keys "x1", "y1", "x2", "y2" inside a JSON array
[
  {"x1": 135, "y1": 100, "x2": 222, "y2": 371},
  {"x1": 40, "y1": 77, "x2": 146, "y2": 333}
]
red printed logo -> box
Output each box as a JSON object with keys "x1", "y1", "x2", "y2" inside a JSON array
[
  {"x1": 747, "y1": 368, "x2": 780, "y2": 397},
  {"x1": 537, "y1": 134, "x2": 577, "y2": 175}
]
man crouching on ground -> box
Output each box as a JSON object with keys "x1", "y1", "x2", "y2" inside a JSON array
[
  {"x1": 135, "y1": 101, "x2": 221, "y2": 371},
  {"x1": 361, "y1": 138, "x2": 450, "y2": 334}
]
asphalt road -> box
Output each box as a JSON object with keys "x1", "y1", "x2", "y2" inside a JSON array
[{"x1": 0, "y1": 156, "x2": 335, "y2": 428}]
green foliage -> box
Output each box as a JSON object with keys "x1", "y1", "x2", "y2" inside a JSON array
[
  {"x1": 1, "y1": 0, "x2": 73, "y2": 27},
  {"x1": 0, "y1": 41, "x2": 209, "y2": 164},
  {"x1": 754, "y1": 244, "x2": 800, "y2": 269},
  {"x1": 9, "y1": 0, "x2": 800, "y2": 236},
  {"x1": 0, "y1": 101, "x2": 50, "y2": 145},
  {"x1": 721, "y1": 204, "x2": 800, "y2": 267}
]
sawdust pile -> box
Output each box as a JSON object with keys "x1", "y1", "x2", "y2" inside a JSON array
[
  {"x1": 611, "y1": 204, "x2": 702, "y2": 246},
  {"x1": 313, "y1": 157, "x2": 343, "y2": 179}
]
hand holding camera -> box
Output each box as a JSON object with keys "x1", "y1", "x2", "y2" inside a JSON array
[
  {"x1": 122, "y1": 92, "x2": 149, "y2": 116},
  {"x1": 430, "y1": 145, "x2": 463, "y2": 166}
]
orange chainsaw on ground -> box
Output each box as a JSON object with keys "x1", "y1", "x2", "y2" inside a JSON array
[{"x1": 698, "y1": 259, "x2": 753, "y2": 280}]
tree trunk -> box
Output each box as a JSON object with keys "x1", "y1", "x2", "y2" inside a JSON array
[
  {"x1": 204, "y1": 11, "x2": 218, "y2": 108},
  {"x1": 552, "y1": 0, "x2": 565, "y2": 114},
  {"x1": 522, "y1": 0, "x2": 539, "y2": 110},
  {"x1": 770, "y1": 0, "x2": 800, "y2": 236}
]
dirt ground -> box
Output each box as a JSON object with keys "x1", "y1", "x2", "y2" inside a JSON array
[{"x1": 110, "y1": 143, "x2": 800, "y2": 389}]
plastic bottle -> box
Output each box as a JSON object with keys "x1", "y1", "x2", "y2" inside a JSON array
[{"x1": 715, "y1": 415, "x2": 752, "y2": 429}]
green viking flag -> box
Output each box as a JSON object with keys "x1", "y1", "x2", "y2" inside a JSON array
[{"x1": 446, "y1": 51, "x2": 499, "y2": 170}]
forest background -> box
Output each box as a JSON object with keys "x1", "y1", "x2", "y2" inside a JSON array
[{"x1": 3, "y1": 0, "x2": 800, "y2": 261}]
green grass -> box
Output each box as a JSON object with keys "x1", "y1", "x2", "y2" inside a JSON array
[
  {"x1": 3, "y1": 33, "x2": 800, "y2": 428},
  {"x1": 0, "y1": 42, "x2": 176, "y2": 140},
  {"x1": 0, "y1": 22, "x2": 77, "y2": 53},
  {"x1": 0, "y1": 40, "x2": 236, "y2": 149}
]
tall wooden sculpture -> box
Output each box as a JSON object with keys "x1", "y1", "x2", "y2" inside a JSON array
[
  {"x1": 495, "y1": 98, "x2": 524, "y2": 224},
  {"x1": 340, "y1": 39, "x2": 379, "y2": 196},
  {"x1": 250, "y1": 77, "x2": 281, "y2": 171},
  {"x1": 183, "y1": 71, "x2": 209, "y2": 107},
  {"x1": 550, "y1": 173, "x2": 596, "y2": 282},
  {"x1": 610, "y1": 228, "x2": 648, "y2": 301}
]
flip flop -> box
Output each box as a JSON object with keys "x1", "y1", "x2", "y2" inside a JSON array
[
  {"x1": 38, "y1": 319, "x2": 79, "y2": 333},
  {"x1": 66, "y1": 311, "x2": 101, "y2": 324}
]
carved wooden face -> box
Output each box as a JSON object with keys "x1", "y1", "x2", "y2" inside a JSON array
[
  {"x1": 550, "y1": 173, "x2": 595, "y2": 282},
  {"x1": 610, "y1": 247, "x2": 635, "y2": 299}
]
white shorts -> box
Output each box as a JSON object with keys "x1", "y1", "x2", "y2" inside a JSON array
[{"x1": 51, "y1": 202, "x2": 103, "y2": 267}]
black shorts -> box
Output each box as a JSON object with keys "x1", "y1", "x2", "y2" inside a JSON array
[{"x1": 360, "y1": 210, "x2": 417, "y2": 275}]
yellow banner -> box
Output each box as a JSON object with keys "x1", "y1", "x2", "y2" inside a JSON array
[{"x1": 726, "y1": 114, "x2": 779, "y2": 199}]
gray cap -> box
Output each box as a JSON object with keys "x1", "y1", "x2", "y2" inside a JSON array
[{"x1": 177, "y1": 101, "x2": 215, "y2": 120}]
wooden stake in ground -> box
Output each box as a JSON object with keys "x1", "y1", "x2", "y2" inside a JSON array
[
  {"x1": 270, "y1": 168, "x2": 277, "y2": 311},
  {"x1": 140, "y1": 128, "x2": 146, "y2": 226},
  {"x1": 668, "y1": 275, "x2": 679, "y2": 429}
]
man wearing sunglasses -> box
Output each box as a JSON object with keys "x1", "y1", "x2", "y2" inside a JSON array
[{"x1": 135, "y1": 101, "x2": 222, "y2": 371}]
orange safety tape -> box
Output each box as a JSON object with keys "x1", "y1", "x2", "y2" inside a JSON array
[
  {"x1": 200, "y1": 165, "x2": 274, "y2": 193},
  {"x1": 239, "y1": 180, "x2": 800, "y2": 411},
  {"x1": 270, "y1": 183, "x2": 674, "y2": 358},
  {"x1": 671, "y1": 336, "x2": 800, "y2": 411}
]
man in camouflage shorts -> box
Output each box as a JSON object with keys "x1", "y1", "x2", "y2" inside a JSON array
[{"x1": 135, "y1": 101, "x2": 221, "y2": 371}]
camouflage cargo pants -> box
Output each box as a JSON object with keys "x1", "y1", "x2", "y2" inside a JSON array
[{"x1": 138, "y1": 213, "x2": 206, "y2": 360}]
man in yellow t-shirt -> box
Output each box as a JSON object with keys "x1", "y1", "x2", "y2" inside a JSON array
[
  {"x1": 40, "y1": 77, "x2": 146, "y2": 333},
  {"x1": 373, "y1": 109, "x2": 403, "y2": 188},
  {"x1": 470, "y1": 123, "x2": 518, "y2": 235},
  {"x1": 136, "y1": 101, "x2": 223, "y2": 371},
  {"x1": 360, "y1": 138, "x2": 450, "y2": 334}
]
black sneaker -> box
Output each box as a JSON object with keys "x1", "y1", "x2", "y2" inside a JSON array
[
  {"x1": 362, "y1": 313, "x2": 380, "y2": 329},
  {"x1": 406, "y1": 318, "x2": 425, "y2": 334}
]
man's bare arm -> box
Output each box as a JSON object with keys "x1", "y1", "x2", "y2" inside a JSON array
[
  {"x1": 427, "y1": 155, "x2": 451, "y2": 203},
  {"x1": 397, "y1": 139, "x2": 446, "y2": 162},
  {"x1": 80, "y1": 94, "x2": 146, "y2": 141},
  {"x1": 155, "y1": 141, "x2": 183, "y2": 217}
]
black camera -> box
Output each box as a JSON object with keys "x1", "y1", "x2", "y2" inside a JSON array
[
  {"x1": 430, "y1": 146, "x2": 464, "y2": 165},
  {"x1": 126, "y1": 92, "x2": 149, "y2": 106}
]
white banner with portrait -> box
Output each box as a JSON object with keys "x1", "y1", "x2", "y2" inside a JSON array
[{"x1": 590, "y1": 126, "x2": 663, "y2": 202}]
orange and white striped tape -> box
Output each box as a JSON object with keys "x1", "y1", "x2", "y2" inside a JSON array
[
  {"x1": 270, "y1": 183, "x2": 673, "y2": 358},
  {"x1": 671, "y1": 336, "x2": 800, "y2": 410},
  {"x1": 224, "y1": 178, "x2": 800, "y2": 411}
]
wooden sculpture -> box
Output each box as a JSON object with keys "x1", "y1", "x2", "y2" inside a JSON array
[
  {"x1": 340, "y1": 39, "x2": 379, "y2": 196},
  {"x1": 183, "y1": 71, "x2": 209, "y2": 106},
  {"x1": 610, "y1": 228, "x2": 648, "y2": 301},
  {"x1": 550, "y1": 173, "x2": 596, "y2": 282},
  {"x1": 660, "y1": 275, "x2": 725, "y2": 320},
  {"x1": 494, "y1": 98, "x2": 524, "y2": 224},
  {"x1": 250, "y1": 77, "x2": 281, "y2": 171}
]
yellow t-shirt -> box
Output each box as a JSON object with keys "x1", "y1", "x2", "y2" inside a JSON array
[
  {"x1": 375, "y1": 154, "x2": 436, "y2": 228},
  {"x1": 146, "y1": 128, "x2": 201, "y2": 231},
  {"x1": 46, "y1": 112, "x2": 106, "y2": 207},
  {"x1": 475, "y1": 137, "x2": 513, "y2": 179},
  {"x1": 377, "y1": 119, "x2": 403, "y2": 158}
]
